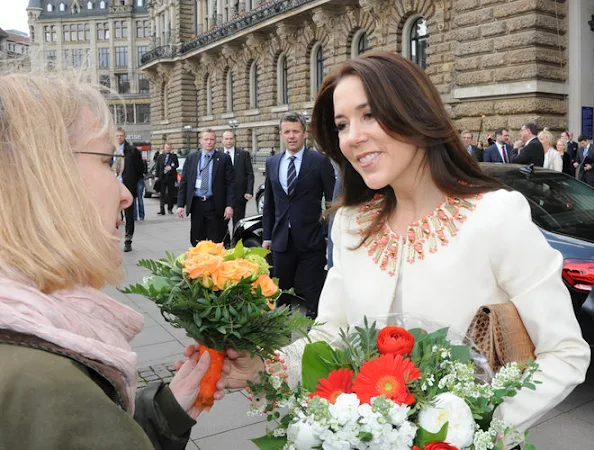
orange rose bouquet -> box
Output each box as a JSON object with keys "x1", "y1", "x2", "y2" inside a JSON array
[{"x1": 123, "y1": 240, "x2": 312, "y2": 411}]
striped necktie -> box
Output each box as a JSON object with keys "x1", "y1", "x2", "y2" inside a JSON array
[
  {"x1": 287, "y1": 156, "x2": 296, "y2": 197},
  {"x1": 200, "y1": 153, "x2": 211, "y2": 194}
]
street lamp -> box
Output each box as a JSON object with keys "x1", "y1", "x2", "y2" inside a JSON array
[
  {"x1": 182, "y1": 125, "x2": 193, "y2": 155},
  {"x1": 228, "y1": 118, "x2": 239, "y2": 147}
]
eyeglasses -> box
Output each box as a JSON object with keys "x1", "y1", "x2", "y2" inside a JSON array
[{"x1": 74, "y1": 151, "x2": 125, "y2": 159}]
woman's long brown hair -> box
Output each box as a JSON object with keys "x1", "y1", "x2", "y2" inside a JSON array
[{"x1": 311, "y1": 51, "x2": 503, "y2": 239}]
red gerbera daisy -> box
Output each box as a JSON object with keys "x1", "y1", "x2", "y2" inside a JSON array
[
  {"x1": 352, "y1": 354, "x2": 421, "y2": 405},
  {"x1": 309, "y1": 368, "x2": 354, "y2": 404}
]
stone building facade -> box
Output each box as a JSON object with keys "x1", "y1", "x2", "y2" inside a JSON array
[
  {"x1": 27, "y1": 0, "x2": 153, "y2": 147},
  {"x1": 140, "y1": 0, "x2": 593, "y2": 154},
  {"x1": 0, "y1": 29, "x2": 31, "y2": 73}
]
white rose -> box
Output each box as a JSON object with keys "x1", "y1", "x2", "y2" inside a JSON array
[
  {"x1": 418, "y1": 393, "x2": 475, "y2": 449},
  {"x1": 287, "y1": 420, "x2": 323, "y2": 450},
  {"x1": 329, "y1": 393, "x2": 360, "y2": 426}
]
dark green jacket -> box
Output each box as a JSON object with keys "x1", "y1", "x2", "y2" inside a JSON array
[{"x1": 0, "y1": 330, "x2": 196, "y2": 449}]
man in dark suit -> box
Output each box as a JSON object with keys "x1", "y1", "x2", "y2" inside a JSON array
[
  {"x1": 511, "y1": 122, "x2": 545, "y2": 167},
  {"x1": 262, "y1": 112, "x2": 335, "y2": 319},
  {"x1": 484, "y1": 127, "x2": 512, "y2": 163},
  {"x1": 574, "y1": 135, "x2": 594, "y2": 187},
  {"x1": 155, "y1": 143, "x2": 179, "y2": 215},
  {"x1": 221, "y1": 130, "x2": 254, "y2": 229},
  {"x1": 461, "y1": 130, "x2": 484, "y2": 162},
  {"x1": 176, "y1": 129, "x2": 235, "y2": 245},
  {"x1": 116, "y1": 127, "x2": 144, "y2": 253},
  {"x1": 562, "y1": 130, "x2": 578, "y2": 165}
]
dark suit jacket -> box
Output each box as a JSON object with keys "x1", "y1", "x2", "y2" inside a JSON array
[
  {"x1": 511, "y1": 137, "x2": 545, "y2": 167},
  {"x1": 567, "y1": 141, "x2": 578, "y2": 163},
  {"x1": 121, "y1": 141, "x2": 144, "y2": 198},
  {"x1": 156, "y1": 152, "x2": 179, "y2": 180},
  {"x1": 576, "y1": 145, "x2": 594, "y2": 186},
  {"x1": 226, "y1": 148, "x2": 254, "y2": 206},
  {"x1": 484, "y1": 143, "x2": 512, "y2": 163},
  {"x1": 263, "y1": 148, "x2": 335, "y2": 253},
  {"x1": 177, "y1": 150, "x2": 235, "y2": 215},
  {"x1": 466, "y1": 145, "x2": 484, "y2": 162}
]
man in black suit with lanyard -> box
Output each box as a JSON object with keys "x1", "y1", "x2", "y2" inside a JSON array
[
  {"x1": 176, "y1": 129, "x2": 234, "y2": 246},
  {"x1": 262, "y1": 112, "x2": 335, "y2": 319}
]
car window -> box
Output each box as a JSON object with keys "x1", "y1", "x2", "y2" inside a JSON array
[{"x1": 499, "y1": 172, "x2": 594, "y2": 243}]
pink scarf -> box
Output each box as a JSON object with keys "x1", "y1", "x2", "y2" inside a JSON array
[{"x1": 0, "y1": 278, "x2": 144, "y2": 414}]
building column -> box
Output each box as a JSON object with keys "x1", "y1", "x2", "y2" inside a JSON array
[
  {"x1": 196, "y1": 0, "x2": 203, "y2": 34},
  {"x1": 217, "y1": 0, "x2": 223, "y2": 25},
  {"x1": 567, "y1": 0, "x2": 594, "y2": 137}
]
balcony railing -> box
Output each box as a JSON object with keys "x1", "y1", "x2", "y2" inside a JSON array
[
  {"x1": 140, "y1": 44, "x2": 178, "y2": 65},
  {"x1": 140, "y1": 0, "x2": 320, "y2": 66},
  {"x1": 182, "y1": 0, "x2": 317, "y2": 54}
]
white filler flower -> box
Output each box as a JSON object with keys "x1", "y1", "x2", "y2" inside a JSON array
[{"x1": 418, "y1": 392, "x2": 475, "y2": 449}]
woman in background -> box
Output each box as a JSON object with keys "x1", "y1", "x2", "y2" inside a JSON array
[
  {"x1": 556, "y1": 138, "x2": 574, "y2": 176},
  {"x1": 538, "y1": 129, "x2": 563, "y2": 172}
]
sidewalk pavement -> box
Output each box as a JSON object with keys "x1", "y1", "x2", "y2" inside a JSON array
[{"x1": 108, "y1": 178, "x2": 594, "y2": 449}]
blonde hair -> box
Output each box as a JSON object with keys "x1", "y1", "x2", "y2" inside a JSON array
[
  {"x1": 0, "y1": 72, "x2": 123, "y2": 292},
  {"x1": 556, "y1": 139, "x2": 567, "y2": 152},
  {"x1": 538, "y1": 130, "x2": 554, "y2": 147}
]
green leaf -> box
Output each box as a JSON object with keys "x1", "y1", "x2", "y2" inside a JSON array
[
  {"x1": 415, "y1": 423, "x2": 448, "y2": 448},
  {"x1": 450, "y1": 345, "x2": 471, "y2": 363},
  {"x1": 302, "y1": 342, "x2": 343, "y2": 392},
  {"x1": 250, "y1": 436, "x2": 287, "y2": 450},
  {"x1": 245, "y1": 247, "x2": 270, "y2": 258}
]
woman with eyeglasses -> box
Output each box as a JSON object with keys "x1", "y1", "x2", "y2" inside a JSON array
[
  {"x1": 218, "y1": 51, "x2": 590, "y2": 448},
  {"x1": 0, "y1": 73, "x2": 222, "y2": 449}
]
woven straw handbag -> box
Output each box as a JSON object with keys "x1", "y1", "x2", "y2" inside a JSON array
[{"x1": 466, "y1": 302, "x2": 535, "y2": 372}]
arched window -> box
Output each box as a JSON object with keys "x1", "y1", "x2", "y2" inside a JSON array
[
  {"x1": 47, "y1": 4, "x2": 54, "y2": 12},
  {"x1": 226, "y1": 71, "x2": 234, "y2": 112},
  {"x1": 405, "y1": 17, "x2": 428, "y2": 69},
  {"x1": 87, "y1": 1, "x2": 93, "y2": 9},
  {"x1": 310, "y1": 43, "x2": 324, "y2": 99},
  {"x1": 206, "y1": 76, "x2": 213, "y2": 116},
  {"x1": 277, "y1": 53, "x2": 288, "y2": 105},
  {"x1": 100, "y1": 1, "x2": 106, "y2": 9},
  {"x1": 249, "y1": 61, "x2": 259, "y2": 109},
  {"x1": 59, "y1": 2, "x2": 66, "y2": 12},
  {"x1": 351, "y1": 30, "x2": 370, "y2": 58}
]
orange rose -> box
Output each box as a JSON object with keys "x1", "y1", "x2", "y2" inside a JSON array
[
  {"x1": 183, "y1": 252, "x2": 224, "y2": 280},
  {"x1": 376, "y1": 326, "x2": 415, "y2": 356},
  {"x1": 211, "y1": 259, "x2": 259, "y2": 290},
  {"x1": 190, "y1": 240, "x2": 226, "y2": 256},
  {"x1": 252, "y1": 274, "x2": 279, "y2": 298}
]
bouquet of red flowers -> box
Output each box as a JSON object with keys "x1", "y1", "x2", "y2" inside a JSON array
[{"x1": 249, "y1": 317, "x2": 540, "y2": 450}]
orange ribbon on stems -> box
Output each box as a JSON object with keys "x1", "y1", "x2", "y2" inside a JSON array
[{"x1": 194, "y1": 346, "x2": 226, "y2": 411}]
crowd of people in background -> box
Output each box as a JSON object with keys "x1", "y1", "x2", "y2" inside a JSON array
[{"x1": 461, "y1": 124, "x2": 594, "y2": 186}]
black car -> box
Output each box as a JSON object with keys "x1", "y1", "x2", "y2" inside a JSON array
[
  {"x1": 234, "y1": 164, "x2": 594, "y2": 342},
  {"x1": 255, "y1": 182, "x2": 265, "y2": 214}
]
